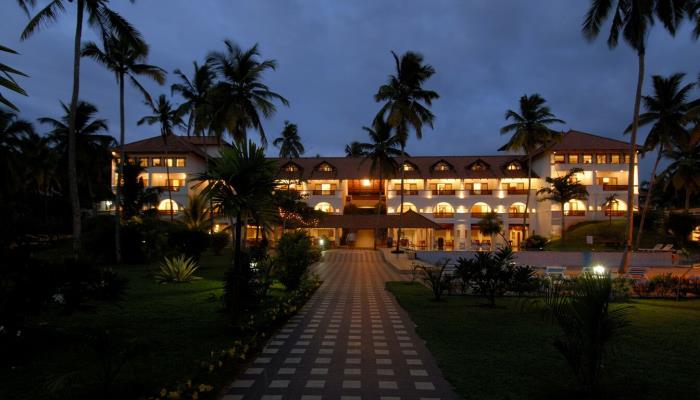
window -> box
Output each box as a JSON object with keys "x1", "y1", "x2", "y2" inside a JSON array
[
  {"x1": 582, "y1": 154, "x2": 592, "y2": 164},
  {"x1": 435, "y1": 162, "x2": 450, "y2": 171},
  {"x1": 553, "y1": 154, "x2": 565, "y2": 164},
  {"x1": 152, "y1": 157, "x2": 162, "y2": 167},
  {"x1": 470, "y1": 161, "x2": 487, "y2": 171},
  {"x1": 597, "y1": 177, "x2": 618, "y2": 185},
  {"x1": 165, "y1": 158, "x2": 174, "y2": 167},
  {"x1": 506, "y1": 161, "x2": 522, "y2": 170},
  {"x1": 568, "y1": 154, "x2": 579, "y2": 164},
  {"x1": 284, "y1": 163, "x2": 298, "y2": 172},
  {"x1": 317, "y1": 163, "x2": 333, "y2": 172},
  {"x1": 176, "y1": 157, "x2": 186, "y2": 167},
  {"x1": 403, "y1": 162, "x2": 414, "y2": 171},
  {"x1": 596, "y1": 154, "x2": 607, "y2": 164},
  {"x1": 138, "y1": 157, "x2": 148, "y2": 167},
  {"x1": 314, "y1": 202, "x2": 333, "y2": 213},
  {"x1": 624, "y1": 153, "x2": 630, "y2": 163},
  {"x1": 127, "y1": 157, "x2": 137, "y2": 165},
  {"x1": 610, "y1": 154, "x2": 621, "y2": 164}
]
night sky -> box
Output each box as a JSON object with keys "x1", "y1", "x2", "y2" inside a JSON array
[{"x1": 3, "y1": 1, "x2": 699, "y2": 176}]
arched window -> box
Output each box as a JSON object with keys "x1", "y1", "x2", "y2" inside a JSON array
[
  {"x1": 506, "y1": 161, "x2": 522, "y2": 171},
  {"x1": 434, "y1": 202, "x2": 454, "y2": 218},
  {"x1": 316, "y1": 162, "x2": 334, "y2": 172},
  {"x1": 158, "y1": 199, "x2": 179, "y2": 214},
  {"x1": 314, "y1": 202, "x2": 333, "y2": 213},
  {"x1": 283, "y1": 163, "x2": 299, "y2": 172},
  {"x1": 434, "y1": 162, "x2": 451, "y2": 172},
  {"x1": 564, "y1": 200, "x2": 586, "y2": 216},
  {"x1": 398, "y1": 202, "x2": 417, "y2": 213},
  {"x1": 403, "y1": 162, "x2": 416, "y2": 171},
  {"x1": 470, "y1": 202, "x2": 491, "y2": 217},
  {"x1": 469, "y1": 161, "x2": 488, "y2": 171},
  {"x1": 509, "y1": 202, "x2": 526, "y2": 216}
]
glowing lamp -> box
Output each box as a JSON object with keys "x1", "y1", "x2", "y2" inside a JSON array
[
  {"x1": 593, "y1": 265, "x2": 606, "y2": 275},
  {"x1": 362, "y1": 179, "x2": 371, "y2": 187}
]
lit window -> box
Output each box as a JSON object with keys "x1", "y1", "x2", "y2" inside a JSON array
[
  {"x1": 435, "y1": 162, "x2": 450, "y2": 171},
  {"x1": 553, "y1": 154, "x2": 565, "y2": 164},
  {"x1": 284, "y1": 163, "x2": 298, "y2": 172},
  {"x1": 403, "y1": 162, "x2": 414, "y2": 171},
  {"x1": 127, "y1": 157, "x2": 137, "y2": 165},
  {"x1": 596, "y1": 154, "x2": 607, "y2": 164},
  {"x1": 582, "y1": 154, "x2": 592, "y2": 164},
  {"x1": 166, "y1": 158, "x2": 174, "y2": 167},
  {"x1": 506, "y1": 162, "x2": 521, "y2": 171},
  {"x1": 152, "y1": 158, "x2": 162, "y2": 167},
  {"x1": 176, "y1": 158, "x2": 186, "y2": 167},
  {"x1": 314, "y1": 202, "x2": 333, "y2": 213},
  {"x1": 470, "y1": 161, "x2": 487, "y2": 171},
  {"x1": 568, "y1": 154, "x2": 579, "y2": 164},
  {"x1": 610, "y1": 154, "x2": 620, "y2": 164},
  {"x1": 138, "y1": 157, "x2": 148, "y2": 167},
  {"x1": 317, "y1": 163, "x2": 333, "y2": 172},
  {"x1": 624, "y1": 154, "x2": 630, "y2": 164}
]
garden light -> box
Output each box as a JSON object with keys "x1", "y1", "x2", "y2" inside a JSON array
[
  {"x1": 319, "y1": 238, "x2": 325, "y2": 246},
  {"x1": 593, "y1": 265, "x2": 606, "y2": 275}
]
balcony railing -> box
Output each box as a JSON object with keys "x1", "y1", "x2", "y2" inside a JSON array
[
  {"x1": 311, "y1": 190, "x2": 336, "y2": 196},
  {"x1": 604, "y1": 210, "x2": 626, "y2": 216},
  {"x1": 471, "y1": 212, "x2": 489, "y2": 218},
  {"x1": 564, "y1": 210, "x2": 586, "y2": 216},
  {"x1": 603, "y1": 184, "x2": 628, "y2": 191},
  {"x1": 507, "y1": 189, "x2": 528, "y2": 195},
  {"x1": 469, "y1": 189, "x2": 492, "y2": 195},
  {"x1": 433, "y1": 212, "x2": 454, "y2": 218},
  {"x1": 154, "y1": 185, "x2": 183, "y2": 192},
  {"x1": 431, "y1": 189, "x2": 456, "y2": 196},
  {"x1": 508, "y1": 212, "x2": 526, "y2": 218},
  {"x1": 390, "y1": 189, "x2": 419, "y2": 195}
]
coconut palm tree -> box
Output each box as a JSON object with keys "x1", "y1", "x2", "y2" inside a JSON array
[
  {"x1": 345, "y1": 141, "x2": 364, "y2": 158},
  {"x1": 582, "y1": 0, "x2": 687, "y2": 272},
  {"x1": 181, "y1": 193, "x2": 209, "y2": 231},
  {"x1": 662, "y1": 135, "x2": 700, "y2": 211},
  {"x1": 39, "y1": 100, "x2": 114, "y2": 207},
  {"x1": 0, "y1": 45, "x2": 28, "y2": 111},
  {"x1": 171, "y1": 61, "x2": 215, "y2": 136},
  {"x1": 273, "y1": 121, "x2": 304, "y2": 159},
  {"x1": 20, "y1": 0, "x2": 142, "y2": 255},
  {"x1": 356, "y1": 119, "x2": 402, "y2": 249},
  {"x1": 603, "y1": 193, "x2": 619, "y2": 225},
  {"x1": 137, "y1": 95, "x2": 184, "y2": 222},
  {"x1": 0, "y1": 108, "x2": 35, "y2": 195},
  {"x1": 82, "y1": 32, "x2": 165, "y2": 262},
  {"x1": 206, "y1": 40, "x2": 289, "y2": 146},
  {"x1": 195, "y1": 142, "x2": 277, "y2": 315},
  {"x1": 631, "y1": 73, "x2": 694, "y2": 249},
  {"x1": 374, "y1": 50, "x2": 439, "y2": 253},
  {"x1": 500, "y1": 94, "x2": 565, "y2": 236},
  {"x1": 477, "y1": 211, "x2": 510, "y2": 250},
  {"x1": 537, "y1": 168, "x2": 589, "y2": 244}
]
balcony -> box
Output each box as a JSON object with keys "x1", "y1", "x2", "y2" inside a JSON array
[
  {"x1": 603, "y1": 184, "x2": 628, "y2": 191},
  {"x1": 471, "y1": 212, "x2": 488, "y2": 218},
  {"x1": 391, "y1": 189, "x2": 419, "y2": 196},
  {"x1": 469, "y1": 189, "x2": 492, "y2": 195},
  {"x1": 433, "y1": 212, "x2": 454, "y2": 219},
  {"x1": 508, "y1": 212, "x2": 526, "y2": 218},
  {"x1": 564, "y1": 210, "x2": 586, "y2": 217},
  {"x1": 348, "y1": 189, "x2": 381, "y2": 200},
  {"x1": 605, "y1": 210, "x2": 626, "y2": 217},
  {"x1": 154, "y1": 185, "x2": 183, "y2": 192},
  {"x1": 507, "y1": 189, "x2": 528, "y2": 195},
  {"x1": 311, "y1": 189, "x2": 336, "y2": 196},
  {"x1": 431, "y1": 189, "x2": 456, "y2": 196}
]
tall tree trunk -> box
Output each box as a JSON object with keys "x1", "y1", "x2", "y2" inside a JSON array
[
  {"x1": 68, "y1": 1, "x2": 85, "y2": 255},
  {"x1": 620, "y1": 51, "x2": 645, "y2": 274},
  {"x1": 561, "y1": 206, "x2": 566, "y2": 244},
  {"x1": 634, "y1": 145, "x2": 663, "y2": 250},
  {"x1": 163, "y1": 137, "x2": 174, "y2": 222},
  {"x1": 374, "y1": 169, "x2": 382, "y2": 250},
  {"x1": 114, "y1": 73, "x2": 125, "y2": 263},
  {"x1": 394, "y1": 146, "x2": 405, "y2": 253},
  {"x1": 523, "y1": 154, "x2": 532, "y2": 237}
]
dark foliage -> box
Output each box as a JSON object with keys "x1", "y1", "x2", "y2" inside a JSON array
[
  {"x1": 168, "y1": 228, "x2": 211, "y2": 260},
  {"x1": 456, "y1": 247, "x2": 516, "y2": 306},
  {"x1": 210, "y1": 232, "x2": 229, "y2": 255},
  {"x1": 276, "y1": 231, "x2": 320, "y2": 291},
  {"x1": 523, "y1": 234, "x2": 548, "y2": 250}
]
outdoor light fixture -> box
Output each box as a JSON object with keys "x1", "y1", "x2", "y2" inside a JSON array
[
  {"x1": 319, "y1": 238, "x2": 325, "y2": 246},
  {"x1": 362, "y1": 179, "x2": 371, "y2": 187},
  {"x1": 593, "y1": 265, "x2": 606, "y2": 275}
]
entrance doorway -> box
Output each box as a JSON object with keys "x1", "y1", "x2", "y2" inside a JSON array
[{"x1": 508, "y1": 225, "x2": 527, "y2": 249}]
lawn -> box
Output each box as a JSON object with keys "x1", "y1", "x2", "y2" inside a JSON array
[
  {"x1": 0, "y1": 252, "x2": 245, "y2": 400},
  {"x1": 387, "y1": 281, "x2": 700, "y2": 400},
  {"x1": 544, "y1": 219, "x2": 679, "y2": 252}
]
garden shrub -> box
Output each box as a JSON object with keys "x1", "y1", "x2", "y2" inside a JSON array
[
  {"x1": 456, "y1": 247, "x2": 516, "y2": 306},
  {"x1": 211, "y1": 232, "x2": 229, "y2": 255},
  {"x1": 168, "y1": 228, "x2": 211, "y2": 260},
  {"x1": 276, "y1": 231, "x2": 320, "y2": 291},
  {"x1": 523, "y1": 234, "x2": 548, "y2": 250},
  {"x1": 418, "y1": 260, "x2": 454, "y2": 301},
  {"x1": 155, "y1": 255, "x2": 201, "y2": 283},
  {"x1": 509, "y1": 265, "x2": 538, "y2": 295}
]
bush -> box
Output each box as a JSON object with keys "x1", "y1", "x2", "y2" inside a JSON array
[
  {"x1": 276, "y1": 231, "x2": 320, "y2": 291},
  {"x1": 211, "y1": 232, "x2": 229, "y2": 255},
  {"x1": 666, "y1": 212, "x2": 697, "y2": 246},
  {"x1": 418, "y1": 260, "x2": 454, "y2": 301},
  {"x1": 155, "y1": 255, "x2": 201, "y2": 283},
  {"x1": 456, "y1": 247, "x2": 516, "y2": 306},
  {"x1": 523, "y1": 234, "x2": 548, "y2": 250},
  {"x1": 168, "y1": 228, "x2": 211, "y2": 260},
  {"x1": 509, "y1": 265, "x2": 538, "y2": 295}
]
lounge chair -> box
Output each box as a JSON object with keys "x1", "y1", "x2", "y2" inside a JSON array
[
  {"x1": 639, "y1": 244, "x2": 663, "y2": 252},
  {"x1": 544, "y1": 266, "x2": 567, "y2": 279},
  {"x1": 659, "y1": 244, "x2": 674, "y2": 252},
  {"x1": 624, "y1": 266, "x2": 649, "y2": 280}
]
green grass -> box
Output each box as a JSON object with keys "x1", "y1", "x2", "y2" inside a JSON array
[
  {"x1": 545, "y1": 219, "x2": 677, "y2": 252},
  {"x1": 387, "y1": 281, "x2": 700, "y2": 400},
  {"x1": 0, "y1": 252, "x2": 248, "y2": 400}
]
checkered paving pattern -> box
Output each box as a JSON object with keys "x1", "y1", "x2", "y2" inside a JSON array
[{"x1": 223, "y1": 250, "x2": 458, "y2": 400}]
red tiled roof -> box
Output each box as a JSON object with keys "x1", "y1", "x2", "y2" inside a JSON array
[
  {"x1": 314, "y1": 210, "x2": 441, "y2": 229},
  {"x1": 274, "y1": 155, "x2": 535, "y2": 180},
  {"x1": 121, "y1": 134, "x2": 229, "y2": 157},
  {"x1": 539, "y1": 130, "x2": 630, "y2": 153}
]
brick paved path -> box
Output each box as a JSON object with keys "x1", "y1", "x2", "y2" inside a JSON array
[{"x1": 223, "y1": 250, "x2": 458, "y2": 400}]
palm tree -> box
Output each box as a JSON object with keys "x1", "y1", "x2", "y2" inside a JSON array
[
  {"x1": 39, "y1": 100, "x2": 114, "y2": 207},
  {"x1": 0, "y1": 44, "x2": 28, "y2": 111},
  {"x1": 20, "y1": 0, "x2": 142, "y2": 255},
  {"x1": 196, "y1": 142, "x2": 277, "y2": 315},
  {"x1": 374, "y1": 50, "x2": 439, "y2": 253},
  {"x1": 82, "y1": 32, "x2": 165, "y2": 262},
  {"x1": 137, "y1": 95, "x2": 185, "y2": 222},
  {"x1": 181, "y1": 193, "x2": 209, "y2": 231},
  {"x1": 356, "y1": 119, "x2": 402, "y2": 249},
  {"x1": 0, "y1": 108, "x2": 35, "y2": 196},
  {"x1": 206, "y1": 40, "x2": 289, "y2": 146},
  {"x1": 631, "y1": 73, "x2": 694, "y2": 249},
  {"x1": 582, "y1": 0, "x2": 687, "y2": 272},
  {"x1": 20, "y1": 131, "x2": 62, "y2": 225},
  {"x1": 345, "y1": 141, "x2": 364, "y2": 157},
  {"x1": 477, "y1": 211, "x2": 510, "y2": 250},
  {"x1": 603, "y1": 193, "x2": 619, "y2": 225},
  {"x1": 500, "y1": 94, "x2": 565, "y2": 236},
  {"x1": 273, "y1": 121, "x2": 304, "y2": 159},
  {"x1": 663, "y1": 136, "x2": 700, "y2": 211},
  {"x1": 171, "y1": 61, "x2": 215, "y2": 136},
  {"x1": 537, "y1": 168, "x2": 589, "y2": 244}
]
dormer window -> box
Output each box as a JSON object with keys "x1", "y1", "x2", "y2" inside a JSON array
[
  {"x1": 506, "y1": 161, "x2": 522, "y2": 171},
  {"x1": 435, "y1": 162, "x2": 450, "y2": 172},
  {"x1": 283, "y1": 163, "x2": 299, "y2": 172},
  {"x1": 317, "y1": 162, "x2": 334, "y2": 172},
  {"x1": 403, "y1": 162, "x2": 415, "y2": 171},
  {"x1": 470, "y1": 161, "x2": 488, "y2": 171}
]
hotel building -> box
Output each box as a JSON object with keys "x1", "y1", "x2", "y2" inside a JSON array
[{"x1": 114, "y1": 130, "x2": 638, "y2": 250}]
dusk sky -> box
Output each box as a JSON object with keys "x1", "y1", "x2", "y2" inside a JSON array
[{"x1": 3, "y1": 1, "x2": 699, "y2": 176}]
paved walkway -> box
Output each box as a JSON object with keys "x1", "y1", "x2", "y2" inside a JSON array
[{"x1": 222, "y1": 250, "x2": 458, "y2": 400}]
